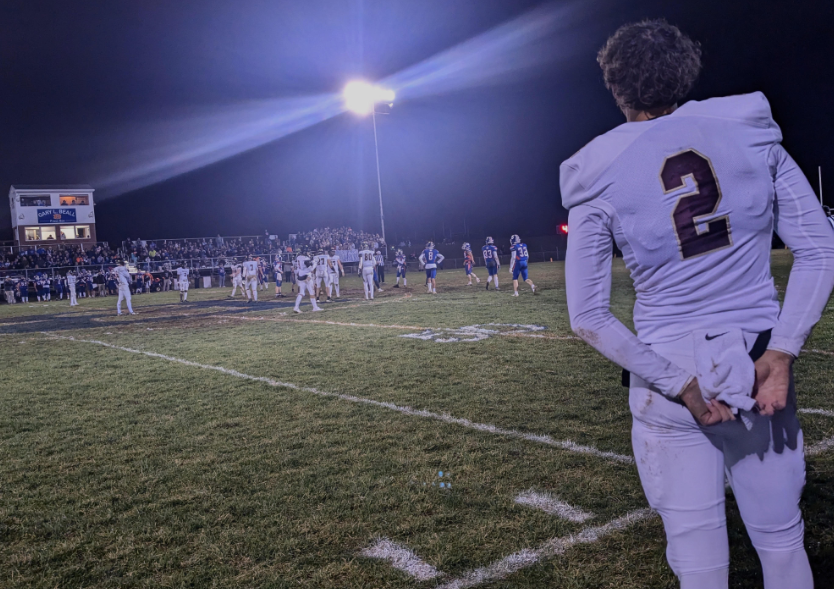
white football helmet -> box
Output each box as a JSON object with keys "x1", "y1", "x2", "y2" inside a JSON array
[
  {"x1": 426, "y1": 241, "x2": 435, "y2": 249},
  {"x1": 485, "y1": 236, "x2": 494, "y2": 245},
  {"x1": 396, "y1": 249, "x2": 403, "y2": 256},
  {"x1": 461, "y1": 242, "x2": 471, "y2": 251},
  {"x1": 510, "y1": 234, "x2": 521, "y2": 246}
]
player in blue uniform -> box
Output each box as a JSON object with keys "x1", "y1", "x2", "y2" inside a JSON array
[
  {"x1": 393, "y1": 249, "x2": 407, "y2": 288},
  {"x1": 509, "y1": 234, "x2": 536, "y2": 296},
  {"x1": 419, "y1": 241, "x2": 444, "y2": 294},
  {"x1": 462, "y1": 243, "x2": 480, "y2": 285},
  {"x1": 481, "y1": 236, "x2": 501, "y2": 291}
]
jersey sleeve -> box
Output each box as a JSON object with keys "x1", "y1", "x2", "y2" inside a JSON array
[
  {"x1": 767, "y1": 144, "x2": 834, "y2": 356},
  {"x1": 565, "y1": 202, "x2": 694, "y2": 398}
]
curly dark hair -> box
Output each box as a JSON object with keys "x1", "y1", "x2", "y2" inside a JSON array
[{"x1": 597, "y1": 19, "x2": 702, "y2": 112}]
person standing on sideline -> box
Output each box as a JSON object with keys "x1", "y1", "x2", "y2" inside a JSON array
[
  {"x1": 358, "y1": 245, "x2": 377, "y2": 300},
  {"x1": 176, "y1": 263, "x2": 190, "y2": 303},
  {"x1": 273, "y1": 256, "x2": 284, "y2": 298},
  {"x1": 115, "y1": 261, "x2": 136, "y2": 315},
  {"x1": 509, "y1": 234, "x2": 536, "y2": 296},
  {"x1": 482, "y1": 237, "x2": 501, "y2": 290},
  {"x1": 217, "y1": 262, "x2": 226, "y2": 288},
  {"x1": 374, "y1": 250, "x2": 385, "y2": 284},
  {"x1": 562, "y1": 20, "x2": 834, "y2": 589},
  {"x1": 462, "y1": 243, "x2": 481, "y2": 286},
  {"x1": 419, "y1": 241, "x2": 444, "y2": 294},
  {"x1": 67, "y1": 271, "x2": 78, "y2": 306},
  {"x1": 393, "y1": 249, "x2": 407, "y2": 288}
]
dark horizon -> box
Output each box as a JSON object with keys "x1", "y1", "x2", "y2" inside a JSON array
[{"x1": 1, "y1": 0, "x2": 831, "y2": 246}]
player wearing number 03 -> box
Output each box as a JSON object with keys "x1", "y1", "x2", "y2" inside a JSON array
[{"x1": 562, "y1": 20, "x2": 834, "y2": 589}]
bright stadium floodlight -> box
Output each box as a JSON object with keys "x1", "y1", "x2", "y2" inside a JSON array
[
  {"x1": 343, "y1": 81, "x2": 395, "y2": 115},
  {"x1": 343, "y1": 81, "x2": 395, "y2": 245}
]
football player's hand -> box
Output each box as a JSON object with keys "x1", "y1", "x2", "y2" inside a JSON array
[
  {"x1": 753, "y1": 349, "x2": 793, "y2": 416},
  {"x1": 679, "y1": 378, "x2": 734, "y2": 426}
]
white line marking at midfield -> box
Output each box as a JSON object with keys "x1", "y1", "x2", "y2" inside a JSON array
[
  {"x1": 434, "y1": 509, "x2": 655, "y2": 589},
  {"x1": 514, "y1": 490, "x2": 594, "y2": 523},
  {"x1": 45, "y1": 333, "x2": 634, "y2": 464},
  {"x1": 360, "y1": 538, "x2": 442, "y2": 581}
]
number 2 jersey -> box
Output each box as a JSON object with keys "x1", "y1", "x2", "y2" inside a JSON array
[{"x1": 560, "y1": 92, "x2": 834, "y2": 396}]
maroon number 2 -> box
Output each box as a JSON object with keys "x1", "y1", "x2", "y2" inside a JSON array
[{"x1": 660, "y1": 149, "x2": 732, "y2": 260}]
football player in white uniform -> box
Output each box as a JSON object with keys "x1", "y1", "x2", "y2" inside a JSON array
[
  {"x1": 273, "y1": 256, "x2": 284, "y2": 298},
  {"x1": 242, "y1": 256, "x2": 259, "y2": 302},
  {"x1": 562, "y1": 21, "x2": 834, "y2": 589},
  {"x1": 326, "y1": 248, "x2": 344, "y2": 299},
  {"x1": 293, "y1": 250, "x2": 322, "y2": 313},
  {"x1": 176, "y1": 263, "x2": 190, "y2": 302},
  {"x1": 312, "y1": 250, "x2": 330, "y2": 302},
  {"x1": 115, "y1": 261, "x2": 136, "y2": 315},
  {"x1": 230, "y1": 263, "x2": 244, "y2": 297},
  {"x1": 67, "y1": 271, "x2": 78, "y2": 306},
  {"x1": 358, "y1": 245, "x2": 377, "y2": 300}
]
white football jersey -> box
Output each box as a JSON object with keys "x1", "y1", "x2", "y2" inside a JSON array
[
  {"x1": 561, "y1": 92, "x2": 834, "y2": 395},
  {"x1": 358, "y1": 250, "x2": 375, "y2": 271},
  {"x1": 313, "y1": 254, "x2": 328, "y2": 274},
  {"x1": 242, "y1": 261, "x2": 258, "y2": 278},
  {"x1": 115, "y1": 266, "x2": 132, "y2": 287},
  {"x1": 327, "y1": 254, "x2": 340, "y2": 273},
  {"x1": 67, "y1": 274, "x2": 76, "y2": 286},
  {"x1": 176, "y1": 267, "x2": 189, "y2": 282},
  {"x1": 294, "y1": 255, "x2": 311, "y2": 278}
]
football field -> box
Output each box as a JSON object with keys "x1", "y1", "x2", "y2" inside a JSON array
[{"x1": 1, "y1": 251, "x2": 832, "y2": 588}]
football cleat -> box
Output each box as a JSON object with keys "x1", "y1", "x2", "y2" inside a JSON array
[
  {"x1": 485, "y1": 236, "x2": 494, "y2": 245},
  {"x1": 510, "y1": 234, "x2": 521, "y2": 245},
  {"x1": 461, "y1": 242, "x2": 471, "y2": 251}
]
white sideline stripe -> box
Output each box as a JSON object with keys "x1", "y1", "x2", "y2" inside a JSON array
[
  {"x1": 45, "y1": 334, "x2": 634, "y2": 464},
  {"x1": 808, "y1": 437, "x2": 834, "y2": 456},
  {"x1": 805, "y1": 349, "x2": 834, "y2": 357},
  {"x1": 799, "y1": 408, "x2": 834, "y2": 418},
  {"x1": 360, "y1": 538, "x2": 442, "y2": 581},
  {"x1": 514, "y1": 490, "x2": 594, "y2": 523},
  {"x1": 434, "y1": 508, "x2": 655, "y2": 589}
]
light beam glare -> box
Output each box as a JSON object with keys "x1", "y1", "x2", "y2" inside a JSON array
[
  {"x1": 91, "y1": 94, "x2": 343, "y2": 198},
  {"x1": 382, "y1": 0, "x2": 603, "y2": 101}
]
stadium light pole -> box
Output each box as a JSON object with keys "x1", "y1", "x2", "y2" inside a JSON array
[{"x1": 343, "y1": 81, "x2": 395, "y2": 246}]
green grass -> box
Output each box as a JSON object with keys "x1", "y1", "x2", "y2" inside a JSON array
[{"x1": 0, "y1": 250, "x2": 832, "y2": 588}]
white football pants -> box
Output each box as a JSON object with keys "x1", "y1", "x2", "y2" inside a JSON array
[
  {"x1": 231, "y1": 277, "x2": 242, "y2": 296},
  {"x1": 69, "y1": 285, "x2": 78, "y2": 306},
  {"x1": 117, "y1": 286, "x2": 133, "y2": 314},
  {"x1": 245, "y1": 277, "x2": 258, "y2": 301},
  {"x1": 362, "y1": 268, "x2": 375, "y2": 299},
  {"x1": 629, "y1": 332, "x2": 811, "y2": 589},
  {"x1": 294, "y1": 278, "x2": 320, "y2": 311},
  {"x1": 328, "y1": 272, "x2": 340, "y2": 297}
]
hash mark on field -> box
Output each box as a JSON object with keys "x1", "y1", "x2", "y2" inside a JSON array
[
  {"x1": 360, "y1": 538, "x2": 442, "y2": 581},
  {"x1": 514, "y1": 489, "x2": 594, "y2": 523},
  {"x1": 433, "y1": 509, "x2": 655, "y2": 589},
  {"x1": 799, "y1": 408, "x2": 834, "y2": 418},
  {"x1": 45, "y1": 333, "x2": 634, "y2": 463},
  {"x1": 807, "y1": 437, "x2": 834, "y2": 456},
  {"x1": 804, "y1": 349, "x2": 834, "y2": 357}
]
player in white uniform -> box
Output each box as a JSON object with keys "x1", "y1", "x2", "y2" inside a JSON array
[
  {"x1": 230, "y1": 263, "x2": 244, "y2": 297},
  {"x1": 176, "y1": 263, "x2": 190, "y2": 302},
  {"x1": 562, "y1": 21, "x2": 834, "y2": 589},
  {"x1": 311, "y1": 250, "x2": 329, "y2": 302},
  {"x1": 358, "y1": 246, "x2": 377, "y2": 300},
  {"x1": 242, "y1": 256, "x2": 259, "y2": 302},
  {"x1": 326, "y1": 248, "x2": 344, "y2": 299},
  {"x1": 293, "y1": 251, "x2": 322, "y2": 313},
  {"x1": 115, "y1": 261, "x2": 136, "y2": 316},
  {"x1": 67, "y1": 271, "x2": 78, "y2": 306}
]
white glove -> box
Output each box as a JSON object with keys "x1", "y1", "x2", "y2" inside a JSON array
[{"x1": 692, "y1": 329, "x2": 756, "y2": 415}]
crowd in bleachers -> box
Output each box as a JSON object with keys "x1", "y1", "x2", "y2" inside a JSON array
[{"x1": 0, "y1": 243, "x2": 120, "y2": 270}]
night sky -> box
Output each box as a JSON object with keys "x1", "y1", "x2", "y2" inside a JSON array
[{"x1": 0, "y1": 0, "x2": 831, "y2": 245}]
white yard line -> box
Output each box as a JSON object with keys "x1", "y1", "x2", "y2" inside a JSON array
[
  {"x1": 514, "y1": 489, "x2": 594, "y2": 523},
  {"x1": 804, "y1": 348, "x2": 834, "y2": 357},
  {"x1": 360, "y1": 538, "x2": 442, "y2": 581},
  {"x1": 44, "y1": 333, "x2": 634, "y2": 464},
  {"x1": 433, "y1": 509, "x2": 655, "y2": 589}
]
